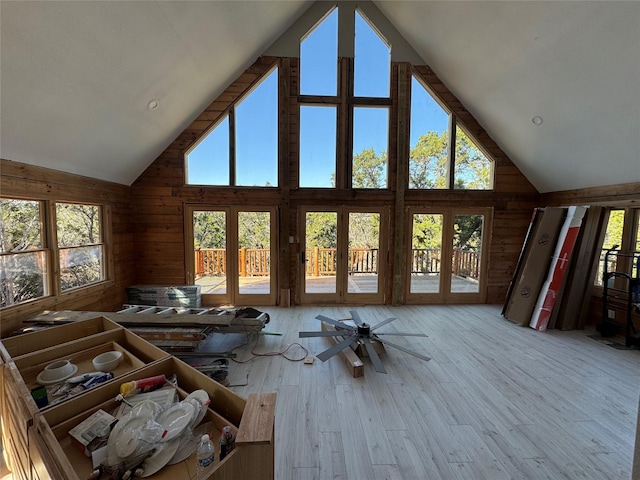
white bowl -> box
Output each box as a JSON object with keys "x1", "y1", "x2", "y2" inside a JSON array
[
  {"x1": 92, "y1": 351, "x2": 123, "y2": 371},
  {"x1": 37, "y1": 360, "x2": 78, "y2": 384}
]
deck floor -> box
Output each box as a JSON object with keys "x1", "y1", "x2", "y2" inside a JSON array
[{"x1": 197, "y1": 274, "x2": 479, "y2": 295}]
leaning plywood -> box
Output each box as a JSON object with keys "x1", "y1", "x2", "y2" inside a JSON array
[{"x1": 320, "y1": 322, "x2": 364, "y2": 378}]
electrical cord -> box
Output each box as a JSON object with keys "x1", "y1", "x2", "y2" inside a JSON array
[{"x1": 229, "y1": 328, "x2": 309, "y2": 364}]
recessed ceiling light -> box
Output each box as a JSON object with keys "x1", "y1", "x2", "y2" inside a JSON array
[
  {"x1": 532, "y1": 115, "x2": 543, "y2": 126},
  {"x1": 147, "y1": 99, "x2": 159, "y2": 110}
]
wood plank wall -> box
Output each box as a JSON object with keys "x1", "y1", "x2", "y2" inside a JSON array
[
  {"x1": 131, "y1": 55, "x2": 540, "y2": 305},
  {"x1": 0, "y1": 159, "x2": 134, "y2": 336}
]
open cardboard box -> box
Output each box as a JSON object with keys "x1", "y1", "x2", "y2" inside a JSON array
[{"x1": 32, "y1": 356, "x2": 275, "y2": 480}]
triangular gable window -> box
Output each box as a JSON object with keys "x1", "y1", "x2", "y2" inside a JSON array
[
  {"x1": 185, "y1": 67, "x2": 278, "y2": 187},
  {"x1": 410, "y1": 74, "x2": 493, "y2": 190}
]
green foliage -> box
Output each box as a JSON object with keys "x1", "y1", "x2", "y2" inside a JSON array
[
  {"x1": 603, "y1": 209, "x2": 625, "y2": 249},
  {"x1": 238, "y1": 211, "x2": 271, "y2": 249},
  {"x1": 454, "y1": 130, "x2": 492, "y2": 190},
  {"x1": 306, "y1": 212, "x2": 337, "y2": 248},
  {"x1": 0, "y1": 199, "x2": 42, "y2": 252},
  {"x1": 348, "y1": 212, "x2": 380, "y2": 248},
  {"x1": 193, "y1": 211, "x2": 226, "y2": 249},
  {"x1": 412, "y1": 214, "x2": 443, "y2": 250},
  {"x1": 453, "y1": 215, "x2": 483, "y2": 251},
  {"x1": 409, "y1": 131, "x2": 449, "y2": 189},
  {"x1": 352, "y1": 148, "x2": 387, "y2": 188},
  {"x1": 56, "y1": 203, "x2": 100, "y2": 246}
]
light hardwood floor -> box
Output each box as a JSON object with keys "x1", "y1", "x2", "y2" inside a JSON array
[{"x1": 222, "y1": 305, "x2": 640, "y2": 480}]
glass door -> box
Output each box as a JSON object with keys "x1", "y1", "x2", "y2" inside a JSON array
[
  {"x1": 302, "y1": 210, "x2": 339, "y2": 301},
  {"x1": 407, "y1": 208, "x2": 490, "y2": 304},
  {"x1": 236, "y1": 209, "x2": 276, "y2": 304},
  {"x1": 187, "y1": 206, "x2": 276, "y2": 306},
  {"x1": 345, "y1": 209, "x2": 386, "y2": 302},
  {"x1": 409, "y1": 212, "x2": 445, "y2": 300},
  {"x1": 301, "y1": 207, "x2": 387, "y2": 304}
]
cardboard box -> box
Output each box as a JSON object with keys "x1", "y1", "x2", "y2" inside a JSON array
[
  {"x1": 67, "y1": 409, "x2": 115, "y2": 456},
  {"x1": 504, "y1": 207, "x2": 566, "y2": 326}
]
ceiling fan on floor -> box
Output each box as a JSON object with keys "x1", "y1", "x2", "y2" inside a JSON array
[{"x1": 298, "y1": 310, "x2": 430, "y2": 374}]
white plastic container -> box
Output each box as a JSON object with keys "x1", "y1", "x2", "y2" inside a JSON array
[{"x1": 196, "y1": 433, "x2": 215, "y2": 479}]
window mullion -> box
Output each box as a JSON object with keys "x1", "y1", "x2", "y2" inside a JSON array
[
  {"x1": 338, "y1": 57, "x2": 354, "y2": 190},
  {"x1": 47, "y1": 201, "x2": 61, "y2": 297},
  {"x1": 229, "y1": 107, "x2": 236, "y2": 186},
  {"x1": 448, "y1": 115, "x2": 457, "y2": 190}
]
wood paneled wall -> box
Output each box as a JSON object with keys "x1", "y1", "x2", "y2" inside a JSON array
[
  {"x1": 131, "y1": 55, "x2": 540, "y2": 305},
  {"x1": 0, "y1": 159, "x2": 134, "y2": 336}
]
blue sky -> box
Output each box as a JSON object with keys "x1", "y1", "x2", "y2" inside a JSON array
[{"x1": 187, "y1": 7, "x2": 447, "y2": 188}]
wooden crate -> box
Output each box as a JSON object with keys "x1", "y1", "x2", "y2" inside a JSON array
[
  {"x1": 33, "y1": 356, "x2": 275, "y2": 479},
  {"x1": 0, "y1": 315, "x2": 121, "y2": 360},
  {"x1": 0, "y1": 318, "x2": 168, "y2": 480}
]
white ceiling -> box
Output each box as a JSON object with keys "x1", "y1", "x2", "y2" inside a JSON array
[{"x1": 1, "y1": 1, "x2": 639, "y2": 193}]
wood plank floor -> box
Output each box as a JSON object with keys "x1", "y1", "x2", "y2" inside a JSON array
[{"x1": 221, "y1": 305, "x2": 640, "y2": 480}]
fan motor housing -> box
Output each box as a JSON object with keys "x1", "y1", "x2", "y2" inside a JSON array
[{"x1": 357, "y1": 323, "x2": 371, "y2": 336}]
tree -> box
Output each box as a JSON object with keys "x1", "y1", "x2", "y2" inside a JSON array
[
  {"x1": 305, "y1": 212, "x2": 337, "y2": 248},
  {"x1": 193, "y1": 211, "x2": 226, "y2": 249},
  {"x1": 56, "y1": 204, "x2": 103, "y2": 290},
  {"x1": 1, "y1": 199, "x2": 46, "y2": 307},
  {"x1": 352, "y1": 148, "x2": 387, "y2": 188},
  {"x1": 454, "y1": 129, "x2": 492, "y2": 190},
  {"x1": 409, "y1": 131, "x2": 449, "y2": 189},
  {"x1": 409, "y1": 129, "x2": 492, "y2": 190},
  {"x1": 238, "y1": 211, "x2": 270, "y2": 249}
]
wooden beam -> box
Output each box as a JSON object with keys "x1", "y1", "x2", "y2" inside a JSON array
[
  {"x1": 320, "y1": 321, "x2": 364, "y2": 378},
  {"x1": 392, "y1": 63, "x2": 410, "y2": 305}
]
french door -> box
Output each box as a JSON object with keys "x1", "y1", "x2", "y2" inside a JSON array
[
  {"x1": 300, "y1": 206, "x2": 388, "y2": 304},
  {"x1": 185, "y1": 205, "x2": 277, "y2": 306},
  {"x1": 406, "y1": 207, "x2": 491, "y2": 303}
]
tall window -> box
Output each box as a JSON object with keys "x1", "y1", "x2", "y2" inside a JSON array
[
  {"x1": 300, "y1": 8, "x2": 337, "y2": 96},
  {"x1": 299, "y1": 6, "x2": 391, "y2": 189},
  {"x1": 351, "y1": 10, "x2": 391, "y2": 189},
  {"x1": 354, "y1": 10, "x2": 390, "y2": 98},
  {"x1": 409, "y1": 76, "x2": 449, "y2": 189},
  {"x1": 0, "y1": 199, "x2": 48, "y2": 307},
  {"x1": 56, "y1": 203, "x2": 105, "y2": 291},
  {"x1": 410, "y1": 75, "x2": 493, "y2": 190},
  {"x1": 300, "y1": 106, "x2": 337, "y2": 187},
  {"x1": 186, "y1": 67, "x2": 278, "y2": 187}
]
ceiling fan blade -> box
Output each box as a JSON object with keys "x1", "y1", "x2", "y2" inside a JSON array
[
  {"x1": 316, "y1": 335, "x2": 357, "y2": 362},
  {"x1": 376, "y1": 338, "x2": 431, "y2": 362},
  {"x1": 349, "y1": 310, "x2": 363, "y2": 326},
  {"x1": 370, "y1": 317, "x2": 396, "y2": 331},
  {"x1": 363, "y1": 338, "x2": 387, "y2": 374},
  {"x1": 315, "y1": 315, "x2": 355, "y2": 331},
  {"x1": 299, "y1": 331, "x2": 351, "y2": 338},
  {"x1": 374, "y1": 332, "x2": 428, "y2": 337}
]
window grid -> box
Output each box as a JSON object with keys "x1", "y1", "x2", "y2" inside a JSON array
[{"x1": 0, "y1": 197, "x2": 108, "y2": 309}]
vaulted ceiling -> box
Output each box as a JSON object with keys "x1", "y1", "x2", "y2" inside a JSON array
[{"x1": 1, "y1": 1, "x2": 639, "y2": 193}]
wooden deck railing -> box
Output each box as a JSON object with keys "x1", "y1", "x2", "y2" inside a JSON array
[{"x1": 195, "y1": 247, "x2": 480, "y2": 279}]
